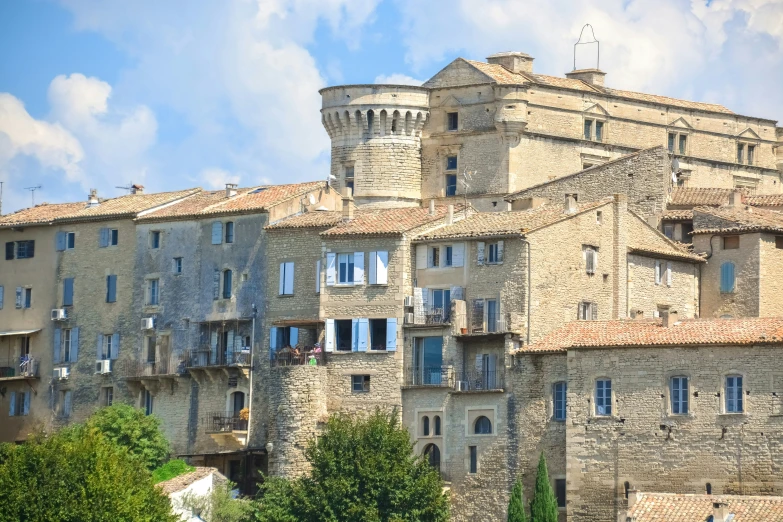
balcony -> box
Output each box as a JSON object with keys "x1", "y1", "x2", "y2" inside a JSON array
[
  {"x1": 202, "y1": 411, "x2": 248, "y2": 448},
  {"x1": 187, "y1": 348, "x2": 250, "y2": 368},
  {"x1": 0, "y1": 356, "x2": 39, "y2": 381},
  {"x1": 453, "y1": 370, "x2": 504, "y2": 392},
  {"x1": 407, "y1": 307, "x2": 451, "y2": 327},
  {"x1": 454, "y1": 311, "x2": 513, "y2": 337},
  {"x1": 118, "y1": 355, "x2": 188, "y2": 380},
  {"x1": 271, "y1": 346, "x2": 326, "y2": 367},
  {"x1": 404, "y1": 366, "x2": 454, "y2": 388}
]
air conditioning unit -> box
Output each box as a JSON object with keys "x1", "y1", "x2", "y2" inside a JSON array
[
  {"x1": 141, "y1": 317, "x2": 154, "y2": 330},
  {"x1": 53, "y1": 367, "x2": 70, "y2": 380},
  {"x1": 403, "y1": 296, "x2": 414, "y2": 308},
  {"x1": 454, "y1": 381, "x2": 468, "y2": 392},
  {"x1": 51, "y1": 308, "x2": 67, "y2": 321},
  {"x1": 96, "y1": 360, "x2": 112, "y2": 375},
  {"x1": 404, "y1": 312, "x2": 415, "y2": 324}
]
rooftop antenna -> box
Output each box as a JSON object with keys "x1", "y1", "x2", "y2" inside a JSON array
[
  {"x1": 574, "y1": 24, "x2": 599, "y2": 70},
  {"x1": 116, "y1": 181, "x2": 134, "y2": 194},
  {"x1": 24, "y1": 185, "x2": 42, "y2": 207}
]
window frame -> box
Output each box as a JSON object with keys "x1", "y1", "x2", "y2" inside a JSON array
[
  {"x1": 488, "y1": 243, "x2": 500, "y2": 264},
  {"x1": 110, "y1": 229, "x2": 119, "y2": 246},
  {"x1": 446, "y1": 112, "x2": 458, "y2": 132},
  {"x1": 351, "y1": 375, "x2": 370, "y2": 393},
  {"x1": 102, "y1": 387, "x2": 114, "y2": 407},
  {"x1": 150, "y1": 231, "x2": 161, "y2": 249},
  {"x1": 670, "y1": 376, "x2": 689, "y2": 415},
  {"x1": 173, "y1": 257, "x2": 183, "y2": 274},
  {"x1": 555, "y1": 478, "x2": 567, "y2": 509},
  {"x1": 147, "y1": 279, "x2": 160, "y2": 306},
  {"x1": 65, "y1": 232, "x2": 76, "y2": 250},
  {"x1": 668, "y1": 131, "x2": 689, "y2": 155},
  {"x1": 337, "y1": 253, "x2": 355, "y2": 285},
  {"x1": 595, "y1": 379, "x2": 612, "y2": 416},
  {"x1": 725, "y1": 375, "x2": 744, "y2": 413},
  {"x1": 143, "y1": 390, "x2": 154, "y2": 416},
  {"x1": 553, "y1": 381, "x2": 567, "y2": 421},
  {"x1": 474, "y1": 415, "x2": 492, "y2": 435},
  {"x1": 62, "y1": 328, "x2": 72, "y2": 363},
  {"x1": 445, "y1": 174, "x2": 457, "y2": 197},
  {"x1": 335, "y1": 319, "x2": 353, "y2": 352},
  {"x1": 722, "y1": 235, "x2": 740, "y2": 250},
  {"x1": 222, "y1": 269, "x2": 233, "y2": 299},
  {"x1": 468, "y1": 445, "x2": 477, "y2": 474},
  {"x1": 225, "y1": 222, "x2": 234, "y2": 244},
  {"x1": 23, "y1": 288, "x2": 32, "y2": 309}
]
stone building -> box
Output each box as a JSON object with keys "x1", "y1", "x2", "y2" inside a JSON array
[{"x1": 624, "y1": 490, "x2": 783, "y2": 521}]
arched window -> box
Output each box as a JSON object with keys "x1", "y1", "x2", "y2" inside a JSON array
[
  {"x1": 706, "y1": 483, "x2": 712, "y2": 495},
  {"x1": 223, "y1": 269, "x2": 233, "y2": 299},
  {"x1": 422, "y1": 416, "x2": 430, "y2": 436},
  {"x1": 474, "y1": 416, "x2": 492, "y2": 434},
  {"x1": 624, "y1": 482, "x2": 631, "y2": 499},
  {"x1": 230, "y1": 391, "x2": 245, "y2": 415},
  {"x1": 366, "y1": 110, "x2": 374, "y2": 137},
  {"x1": 225, "y1": 222, "x2": 234, "y2": 244},
  {"x1": 423, "y1": 444, "x2": 440, "y2": 472},
  {"x1": 720, "y1": 262, "x2": 735, "y2": 293},
  {"x1": 434, "y1": 415, "x2": 441, "y2": 436}
]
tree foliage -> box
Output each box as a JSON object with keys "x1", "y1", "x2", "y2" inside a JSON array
[
  {"x1": 179, "y1": 481, "x2": 255, "y2": 522},
  {"x1": 508, "y1": 478, "x2": 528, "y2": 522},
  {"x1": 85, "y1": 403, "x2": 170, "y2": 471},
  {"x1": 0, "y1": 427, "x2": 177, "y2": 522},
  {"x1": 153, "y1": 458, "x2": 195, "y2": 484},
  {"x1": 253, "y1": 409, "x2": 450, "y2": 522},
  {"x1": 529, "y1": 453, "x2": 559, "y2": 522}
]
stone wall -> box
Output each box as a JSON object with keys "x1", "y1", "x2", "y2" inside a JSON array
[
  {"x1": 628, "y1": 254, "x2": 700, "y2": 319},
  {"x1": 759, "y1": 232, "x2": 783, "y2": 316}
]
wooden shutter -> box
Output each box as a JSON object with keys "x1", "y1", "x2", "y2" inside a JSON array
[
  {"x1": 53, "y1": 328, "x2": 61, "y2": 364},
  {"x1": 427, "y1": 247, "x2": 434, "y2": 268},
  {"x1": 416, "y1": 244, "x2": 427, "y2": 269},
  {"x1": 721, "y1": 263, "x2": 735, "y2": 292},
  {"x1": 212, "y1": 269, "x2": 220, "y2": 300},
  {"x1": 353, "y1": 252, "x2": 364, "y2": 284},
  {"x1": 27, "y1": 240, "x2": 34, "y2": 258},
  {"x1": 8, "y1": 392, "x2": 15, "y2": 416},
  {"x1": 325, "y1": 319, "x2": 335, "y2": 352},
  {"x1": 0, "y1": 285, "x2": 3, "y2": 309},
  {"x1": 64, "y1": 391, "x2": 72, "y2": 417},
  {"x1": 666, "y1": 262, "x2": 672, "y2": 287},
  {"x1": 376, "y1": 251, "x2": 388, "y2": 284},
  {"x1": 452, "y1": 243, "x2": 464, "y2": 267},
  {"x1": 107, "y1": 275, "x2": 117, "y2": 303},
  {"x1": 23, "y1": 391, "x2": 30, "y2": 415},
  {"x1": 386, "y1": 318, "x2": 397, "y2": 351},
  {"x1": 351, "y1": 318, "x2": 359, "y2": 352},
  {"x1": 316, "y1": 260, "x2": 321, "y2": 293},
  {"x1": 413, "y1": 287, "x2": 425, "y2": 324},
  {"x1": 279, "y1": 263, "x2": 286, "y2": 295},
  {"x1": 471, "y1": 299, "x2": 485, "y2": 332},
  {"x1": 15, "y1": 287, "x2": 22, "y2": 309},
  {"x1": 6, "y1": 242, "x2": 14, "y2": 260},
  {"x1": 55, "y1": 232, "x2": 66, "y2": 251},
  {"x1": 111, "y1": 333, "x2": 119, "y2": 359},
  {"x1": 496, "y1": 240, "x2": 504, "y2": 263},
  {"x1": 655, "y1": 261, "x2": 662, "y2": 285},
  {"x1": 63, "y1": 278, "x2": 74, "y2": 306},
  {"x1": 99, "y1": 228, "x2": 110, "y2": 248},
  {"x1": 269, "y1": 327, "x2": 278, "y2": 358},
  {"x1": 71, "y1": 327, "x2": 79, "y2": 361},
  {"x1": 477, "y1": 242, "x2": 485, "y2": 265},
  {"x1": 591, "y1": 302, "x2": 598, "y2": 320},
  {"x1": 211, "y1": 222, "x2": 222, "y2": 244},
  {"x1": 357, "y1": 318, "x2": 368, "y2": 352},
  {"x1": 326, "y1": 253, "x2": 336, "y2": 286},
  {"x1": 97, "y1": 334, "x2": 104, "y2": 361},
  {"x1": 284, "y1": 262, "x2": 294, "y2": 295},
  {"x1": 368, "y1": 252, "x2": 377, "y2": 285}
]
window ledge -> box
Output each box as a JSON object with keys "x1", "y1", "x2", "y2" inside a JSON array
[
  {"x1": 278, "y1": 294, "x2": 295, "y2": 298},
  {"x1": 717, "y1": 412, "x2": 748, "y2": 418},
  {"x1": 588, "y1": 415, "x2": 622, "y2": 422}
]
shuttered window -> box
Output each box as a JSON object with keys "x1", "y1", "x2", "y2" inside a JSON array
[
  {"x1": 595, "y1": 379, "x2": 612, "y2": 416},
  {"x1": 725, "y1": 375, "x2": 743, "y2": 413},
  {"x1": 720, "y1": 262, "x2": 735, "y2": 293},
  {"x1": 106, "y1": 275, "x2": 117, "y2": 303},
  {"x1": 211, "y1": 222, "x2": 223, "y2": 244},
  {"x1": 584, "y1": 246, "x2": 597, "y2": 275},
  {"x1": 63, "y1": 278, "x2": 74, "y2": 306},
  {"x1": 671, "y1": 376, "x2": 689, "y2": 415},
  {"x1": 487, "y1": 241, "x2": 504, "y2": 264},
  {"x1": 222, "y1": 270, "x2": 233, "y2": 299},
  {"x1": 279, "y1": 262, "x2": 294, "y2": 295},
  {"x1": 553, "y1": 382, "x2": 567, "y2": 421},
  {"x1": 368, "y1": 251, "x2": 389, "y2": 285},
  {"x1": 578, "y1": 301, "x2": 598, "y2": 320}
]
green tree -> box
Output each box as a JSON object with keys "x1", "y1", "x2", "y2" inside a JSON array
[
  {"x1": 253, "y1": 409, "x2": 450, "y2": 522},
  {"x1": 508, "y1": 478, "x2": 528, "y2": 522},
  {"x1": 529, "y1": 453, "x2": 558, "y2": 522},
  {"x1": 179, "y1": 481, "x2": 255, "y2": 522},
  {"x1": 0, "y1": 427, "x2": 176, "y2": 522},
  {"x1": 86, "y1": 403, "x2": 170, "y2": 470}
]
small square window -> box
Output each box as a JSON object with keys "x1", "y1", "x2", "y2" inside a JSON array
[
  {"x1": 775, "y1": 236, "x2": 783, "y2": 249},
  {"x1": 151, "y1": 231, "x2": 161, "y2": 249},
  {"x1": 110, "y1": 229, "x2": 119, "y2": 246},
  {"x1": 447, "y1": 112, "x2": 458, "y2": 131},
  {"x1": 723, "y1": 236, "x2": 740, "y2": 250},
  {"x1": 352, "y1": 375, "x2": 370, "y2": 393},
  {"x1": 446, "y1": 156, "x2": 457, "y2": 171},
  {"x1": 173, "y1": 257, "x2": 183, "y2": 274}
]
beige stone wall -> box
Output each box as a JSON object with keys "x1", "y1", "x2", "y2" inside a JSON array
[
  {"x1": 628, "y1": 255, "x2": 700, "y2": 319},
  {"x1": 565, "y1": 344, "x2": 783, "y2": 522},
  {"x1": 758, "y1": 232, "x2": 783, "y2": 317}
]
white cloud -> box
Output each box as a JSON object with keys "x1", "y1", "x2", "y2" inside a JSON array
[
  {"x1": 200, "y1": 168, "x2": 240, "y2": 190},
  {"x1": 374, "y1": 73, "x2": 424, "y2": 86}
]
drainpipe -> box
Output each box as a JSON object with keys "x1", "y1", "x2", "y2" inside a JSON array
[
  {"x1": 246, "y1": 303, "x2": 257, "y2": 448},
  {"x1": 521, "y1": 238, "x2": 531, "y2": 346}
]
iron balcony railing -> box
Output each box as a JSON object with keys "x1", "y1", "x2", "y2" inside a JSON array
[
  {"x1": 455, "y1": 311, "x2": 512, "y2": 335},
  {"x1": 405, "y1": 366, "x2": 453, "y2": 387},
  {"x1": 0, "y1": 356, "x2": 39, "y2": 379},
  {"x1": 187, "y1": 348, "x2": 251, "y2": 368},
  {"x1": 202, "y1": 411, "x2": 248, "y2": 433},
  {"x1": 453, "y1": 370, "x2": 504, "y2": 392},
  {"x1": 118, "y1": 355, "x2": 188, "y2": 379},
  {"x1": 270, "y1": 346, "x2": 325, "y2": 367}
]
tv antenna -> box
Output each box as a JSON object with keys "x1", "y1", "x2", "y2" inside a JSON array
[
  {"x1": 116, "y1": 181, "x2": 135, "y2": 194},
  {"x1": 574, "y1": 24, "x2": 600, "y2": 70},
  {"x1": 24, "y1": 185, "x2": 42, "y2": 207}
]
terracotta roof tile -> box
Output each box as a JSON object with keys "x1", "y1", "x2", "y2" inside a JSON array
[
  {"x1": 463, "y1": 60, "x2": 530, "y2": 85},
  {"x1": 626, "y1": 211, "x2": 703, "y2": 262},
  {"x1": 603, "y1": 87, "x2": 733, "y2": 114},
  {"x1": 266, "y1": 211, "x2": 344, "y2": 230},
  {"x1": 0, "y1": 189, "x2": 200, "y2": 227},
  {"x1": 746, "y1": 194, "x2": 783, "y2": 208},
  {"x1": 321, "y1": 205, "x2": 462, "y2": 237},
  {"x1": 692, "y1": 205, "x2": 783, "y2": 234},
  {"x1": 157, "y1": 467, "x2": 226, "y2": 495},
  {"x1": 627, "y1": 492, "x2": 783, "y2": 522},
  {"x1": 669, "y1": 188, "x2": 733, "y2": 207},
  {"x1": 415, "y1": 199, "x2": 612, "y2": 240},
  {"x1": 521, "y1": 317, "x2": 783, "y2": 353},
  {"x1": 661, "y1": 209, "x2": 693, "y2": 221}
]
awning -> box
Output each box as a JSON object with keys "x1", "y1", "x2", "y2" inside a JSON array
[{"x1": 0, "y1": 329, "x2": 41, "y2": 337}]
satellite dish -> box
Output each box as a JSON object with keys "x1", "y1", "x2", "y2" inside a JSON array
[
  {"x1": 308, "y1": 194, "x2": 316, "y2": 205},
  {"x1": 671, "y1": 158, "x2": 680, "y2": 172}
]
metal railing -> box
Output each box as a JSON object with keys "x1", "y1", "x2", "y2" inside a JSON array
[
  {"x1": 202, "y1": 411, "x2": 248, "y2": 433},
  {"x1": 455, "y1": 311, "x2": 511, "y2": 334},
  {"x1": 270, "y1": 346, "x2": 325, "y2": 367},
  {"x1": 453, "y1": 370, "x2": 504, "y2": 391},
  {"x1": 405, "y1": 366, "x2": 453, "y2": 387},
  {"x1": 187, "y1": 348, "x2": 251, "y2": 368},
  {"x1": 117, "y1": 355, "x2": 188, "y2": 379},
  {"x1": 0, "y1": 357, "x2": 39, "y2": 379}
]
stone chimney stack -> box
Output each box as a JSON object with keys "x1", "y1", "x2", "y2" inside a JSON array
[
  {"x1": 446, "y1": 204, "x2": 454, "y2": 225},
  {"x1": 626, "y1": 490, "x2": 640, "y2": 510},
  {"x1": 131, "y1": 184, "x2": 144, "y2": 195},
  {"x1": 565, "y1": 69, "x2": 607, "y2": 87},
  {"x1": 712, "y1": 501, "x2": 730, "y2": 522},
  {"x1": 486, "y1": 52, "x2": 534, "y2": 74},
  {"x1": 225, "y1": 183, "x2": 238, "y2": 198},
  {"x1": 87, "y1": 189, "x2": 99, "y2": 207},
  {"x1": 661, "y1": 308, "x2": 678, "y2": 327},
  {"x1": 342, "y1": 187, "x2": 354, "y2": 221},
  {"x1": 429, "y1": 199, "x2": 436, "y2": 216},
  {"x1": 564, "y1": 194, "x2": 578, "y2": 214},
  {"x1": 729, "y1": 190, "x2": 743, "y2": 208}
]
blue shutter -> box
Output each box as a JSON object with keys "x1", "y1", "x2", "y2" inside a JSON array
[
  {"x1": 53, "y1": 328, "x2": 61, "y2": 364},
  {"x1": 357, "y1": 318, "x2": 368, "y2": 352},
  {"x1": 721, "y1": 262, "x2": 735, "y2": 293},
  {"x1": 99, "y1": 228, "x2": 110, "y2": 248},
  {"x1": 386, "y1": 318, "x2": 397, "y2": 351},
  {"x1": 71, "y1": 327, "x2": 79, "y2": 361},
  {"x1": 55, "y1": 232, "x2": 66, "y2": 251},
  {"x1": 0, "y1": 285, "x2": 4, "y2": 309},
  {"x1": 107, "y1": 275, "x2": 117, "y2": 303},
  {"x1": 23, "y1": 391, "x2": 30, "y2": 415},
  {"x1": 63, "y1": 278, "x2": 74, "y2": 306},
  {"x1": 111, "y1": 333, "x2": 119, "y2": 360},
  {"x1": 351, "y1": 318, "x2": 359, "y2": 352},
  {"x1": 270, "y1": 327, "x2": 278, "y2": 359},
  {"x1": 8, "y1": 392, "x2": 15, "y2": 416},
  {"x1": 211, "y1": 222, "x2": 222, "y2": 244}
]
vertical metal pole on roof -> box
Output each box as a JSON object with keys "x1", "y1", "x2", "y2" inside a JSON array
[
  {"x1": 246, "y1": 304, "x2": 257, "y2": 449},
  {"x1": 573, "y1": 24, "x2": 600, "y2": 70}
]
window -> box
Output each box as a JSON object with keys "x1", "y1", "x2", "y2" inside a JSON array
[
  {"x1": 369, "y1": 319, "x2": 387, "y2": 350},
  {"x1": 173, "y1": 257, "x2": 183, "y2": 274},
  {"x1": 555, "y1": 478, "x2": 566, "y2": 508},
  {"x1": 624, "y1": 482, "x2": 631, "y2": 499},
  {"x1": 24, "y1": 288, "x2": 31, "y2": 308},
  {"x1": 469, "y1": 446, "x2": 477, "y2": 474},
  {"x1": 434, "y1": 415, "x2": 441, "y2": 436},
  {"x1": 584, "y1": 246, "x2": 597, "y2": 274},
  {"x1": 424, "y1": 444, "x2": 440, "y2": 471},
  {"x1": 487, "y1": 242, "x2": 503, "y2": 264},
  {"x1": 413, "y1": 337, "x2": 443, "y2": 385},
  {"x1": 335, "y1": 319, "x2": 352, "y2": 351},
  {"x1": 720, "y1": 262, "x2": 736, "y2": 293},
  {"x1": 679, "y1": 135, "x2": 687, "y2": 154},
  {"x1": 106, "y1": 275, "x2": 117, "y2": 303},
  {"x1": 671, "y1": 376, "x2": 689, "y2": 415},
  {"x1": 737, "y1": 143, "x2": 744, "y2": 164},
  {"x1": 553, "y1": 382, "x2": 567, "y2": 421},
  {"x1": 147, "y1": 279, "x2": 160, "y2": 305},
  {"x1": 663, "y1": 224, "x2": 674, "y2": 239},
  {"x1": 366, "y1": 110, "x2": 374, "y2": 134},
  {"x1": 486, "y1": 299, "x2": 499, "y2": 333},
  {"x1": 63, "y1": 278, "x2": 74, "y2": 306},
  {"x1": 429, "y1": 247, "x2": 440, "y2": 268},
  {"x1": 723, "y1": 235, "x2": 740, "y2": 250},
  {"x1": 150, "y1": 231, "x2": 161, "y2": 249},
  {"x1": 595, "y1": 379, "x2": 612, "y2": 416},
  {"x1": 446, "y1": 155, "x2": 457, "y2": 171},
  {"x1": 431, "y1": 289, "x2": 451, "y2": 321},
  {"x1": 668, "y1": 133, "x2": 676, "y2": 152},
  {"x1": 7, "y1": 240, "x2": 35, "y2": 259},
  {"x1": 143, "y1": 390, "x2": 154, "y2": 415},
  {"x1": 584, "y1": 120, "x2": 593, "y2": 140},
  {"x1": 474, "y1": 416, "x2": 492, "y2": 434},
  {"x1": 9, "y1": 391, "x2": 29, "y2": 416},
  {"x1": 102, "y1": 387, "x2": 114, "y2": 407},
  {"x1": 725, "y1": 375, "x2": 743, "y2": 413},
  {"x1": 352, "y1": 375, "x2": 370, "y2": 393},
  {"x1": 59, "y1": 390, "x2": 72, "y2": 418},
  {"x1": 595, "y1": 121, "x2": 604, "y2": 141},
  {"x1": 62, "y1": 328, "x2": 72, "y2": 362},
  {"x1": 101, "y1": 334, "x2": 113, "y2": 360},
  {"x1": 110, "y1": 229, "x2": 118, "y2": 246},
  {"x1": 447, "y1": 112, "x2": 458, "y2": 131},
  {"x1": 345, "y1": 166, "x2": 355, "y2": 193},
  {"x1": 222, "y1": 270, "x2": 233, "y2": 299},
  {"x1": 445, "y1": 246, "x2": 453, "y2": 267},
  {"x1": 338, "y1": 253, "x2": 355, "y2": 284},
  {"x1": 146, "y1": 336, "x2": 156, "y2": 362},
  {"x1": 747, "y1": 145, "x2": 755, "y2": 165},
  {"x1": 706, "y1": 483, "x2": 712, "y2": 495},
  {"x1": 584, "y1": 119, "x2": 603, "y2": 141},
  {"x1": 65, "y1": 232, "x2": 75, "y2": 250},
  {"x1": 578, "y1": 301, "x2": 597, "y2": 321},
  {"x1": 668, "y1": 132, "x2": 687, "y2": 154},
  {"x1": 225, "y1": 222, "x2": 234, "y2": 244},
  {"x1": 422, "y1": 415, "x2": 430, "y2": 436},
  {"x1": 279, "y1": 262, "x2": 294, "y2": 295},
  {"x1": 445, "y1": 174, "x2": 457, "y2": 196},
  {"x1": 596, "y1": 211, "x2": 603, "y2": 225}
]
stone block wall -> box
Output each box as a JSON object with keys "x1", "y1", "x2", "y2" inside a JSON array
[
  {"x1": 759, "y1": 232, "x2": 783, "y2": 316},
  {"x1": 628, "y1": 254, "x2": 700, "y2": 319}
]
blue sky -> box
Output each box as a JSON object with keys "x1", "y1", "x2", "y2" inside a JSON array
[{"x1": 1, "y1": 0, "x2": 781, "y2": 213}]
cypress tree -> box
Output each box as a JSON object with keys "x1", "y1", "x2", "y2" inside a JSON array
[
  {"x1": 529, "y1": 453, "x2": 559, "y2": 522},
  {"x1": 507, "y1": 478, "x2": 528, "y2": 522}
]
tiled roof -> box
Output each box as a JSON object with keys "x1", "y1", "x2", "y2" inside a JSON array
[
  {"x1": 464, "y1": 60, "x2": 531, "y2": 85},
  {"x1": 414, "y1": 199, "x2": 612, "y2": 240},
  {"x1": 603, "y1": 87, "x2": 733, "y2": 114},
  {"x1": 157, "y1": 467, "x2": 226, "y2": 495},
  {"x1": 626, "y1": 211, "x2": 703, "y2": 262},
  {"x1": 321, "y1": 205, "x2": 461, "y2": 237},
  {"x1": 266, "y1": 211, "x2": 344, "y2": 230},
  {"x1": 669, "y1": 188, "x2": 733, "y2": 207},
  {"x1": 521, "y1": 317, "x2": 783, "y2": 353},
  {"x1": 692, "y1": 205, "x2": 783, "y2": 234},
  {"x1": 746, "y1": 194, "x2": 783, "y2": 208},
  {"x1": 0, "y1": 189, "x2": 201, "y2": 227},
  {"x1": 661, "y1": 209, "x2": 693, "y2": 221},
  {"x1": 627, "y1": 492, "x2": 783, "y2": 522},
  {"x1": 138, "y1": 182, "x2": 326, "y2": 221}
]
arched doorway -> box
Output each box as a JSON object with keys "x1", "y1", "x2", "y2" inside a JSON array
[{"x1": 423, "y1": 443, "x2": 441, "y2": 472}]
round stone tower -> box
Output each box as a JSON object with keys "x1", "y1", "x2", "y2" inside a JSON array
[{"x1": 320, "y1": 85, "x2": 430, "y2": 207}]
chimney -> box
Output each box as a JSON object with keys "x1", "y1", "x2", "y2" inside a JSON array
[
  {"x1": 564, "y1": 194, "x2": 577, "y2": 214},
  {"x1": 486, "y1": 52, "x2": 534, "y2": 74},
  {"x1": 729, "y1": 190, "x2": 743, "y2": 208},
  {"x1": 511, "y1": 196, "x2": 546, "y2": 211},
  {"x1": 446, "y1": 204, "x2": 454, "y2": 225},
  {"x1": 631, "y1": 309, "x2": 644, "y2": 320},
  {"x1": 342, "y1": 187, "x2": 354, "y2": 221},
  {"x1": 565, "y1": 68, "x2": 607, "y2": 87},
  {"x1": 626, "y1": 490, "x2": 640, "y2": 510},
  {"x1": 87, "y1": 189, "x2": 99, "y2": 207},
  {"x1": 712, "y1": 501, "x2": 730, "y2": 522},
  {"x1": 661, "y1": 307, "x2": 679, "y2": 328},
  {"x1": 130, "y1": 184, "x2": 144, "y2": 195},
  {"x1": 429, "y1": 199, "x2": 436, "y2": 216},
  {"x1": 225, "y1": 183, "x2": 238, "y2": 198}
]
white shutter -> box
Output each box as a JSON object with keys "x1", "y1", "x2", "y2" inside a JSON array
[
  {"x1": 655, "y1": 261, "x2": 662, "y2": 285},
  {"x1": 316, "y1": 260, "x2": 321, "y2": 293},
  {"x1": 269, "y1": 327, "x2": 278, "y2": 358},
  {"x1": 8, "y1": 391, "x2": 15, "y2": 416},
  {"x1": 414, "y1": 287, "x2": 425, "y2": 324},
  {"x1": 357, "y1": 318, "x2": 368, "y2": 352},
  {"x1": 211, "y1": 222, "x2": 222, "y2": 244},
  {"x1": 666, "y1": 262, "x2": 672, "y2": 287},
  {"x1": 386, "y1": 318, "x2": 397, "y2": 351},
  {"x1": 279, "y1": 263, "x2": 285, "y2": 295},
  {"x1": 427, "y1": 247, "x2": 434, "y2": 268},
  {"x1": 376, "y1": 251, "x2": 388, "y2": 284},
  {"x1": 325, "y1": 319, "x2": 335, "y2": 352},
  {"x1": 416, "y1": 244, "x2": 427, "y2": 269},
  {"x1": 353, "y1": 252, "x2": 364, "y2": 284},
  {"x1": 477, "y1": 242, "x2": 485, "y2": 265},
  {"x1": 326, "y1": 253, "x2": 336, "y2": 286},
  {"x1": 496, "y1": 240, "x2": 504, "y2": 263},
  {"x1": 290, "y1": 327, "x2": 299, "y2": 347},
  {"x1": 368, "y1": 252, "x2": 378, "y2": 285},
  {"x1": 452, "y1": 243, "x2": 464, "y2": 267},
  {"x1": 284, "y1": 262, "x2": 294, "y2": 294}
]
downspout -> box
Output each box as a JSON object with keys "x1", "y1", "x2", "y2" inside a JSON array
[
  {"x1": 521, "y1": 238, "x2": 531, "y2": 346},
  {"x1": 246, "y1": 303, "x2": 257, "y2": 448}
]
